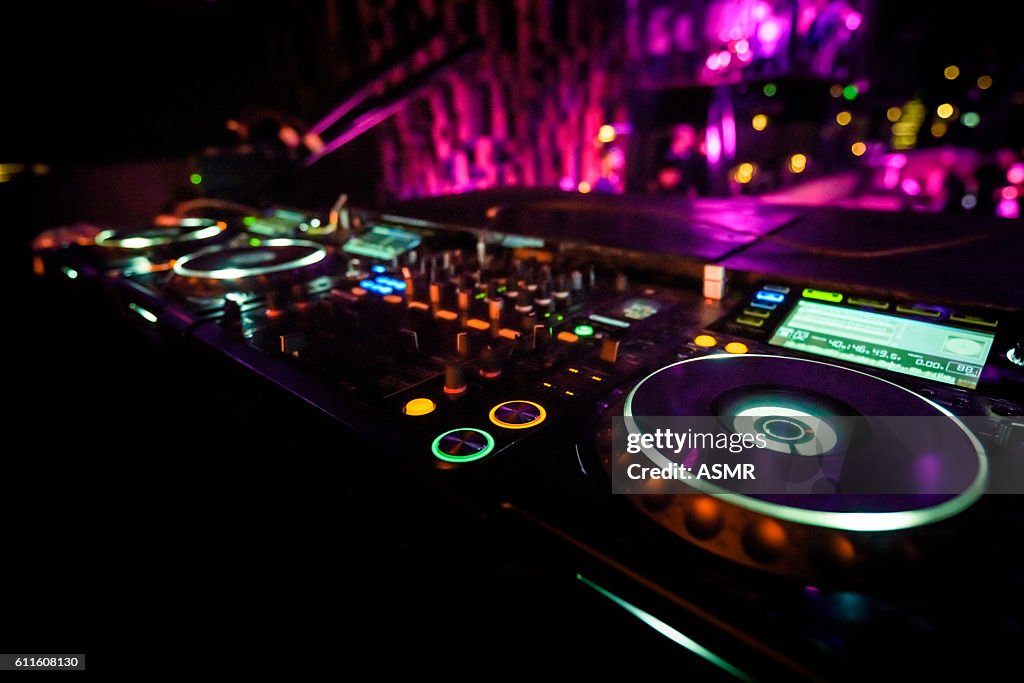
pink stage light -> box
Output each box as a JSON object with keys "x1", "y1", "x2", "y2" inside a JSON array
[
  {"x1": 1007, "y1": 163, "x2": 1024, "y2": 185},
  {"x1": 844, "y1": 11, "x2": 863, "y2": 31},
  {"x1": 706, "y1": 126, "x2": 722, "y2": 164},
  {"x1": 901, "y1": 178, "x2": 922, "y2": 196},
  {"x1": 997, "y1": 198, "x2": 1020, "y2": 219}
]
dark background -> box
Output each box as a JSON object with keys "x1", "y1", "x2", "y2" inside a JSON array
[{"x1": 3, "y1": 1, "x2": 1024, "y2": 672}]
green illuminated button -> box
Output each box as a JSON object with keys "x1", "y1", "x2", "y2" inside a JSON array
[
  {"x1": 742, "y1": 308, "x2": 771, "y2": 318},
  {"x1": 949, "y1": 313, "x2": 998, "y2": 328},
  {"x1": 432, "y1": 428, "x2": 495, "y2": 463},
  {"x1": 574, "y1": 324, "x2": 595, "y2": 337},
  {"x1": 802, "y1": 288, "x2": 843, "y2": 303},
  {"x1": 735, "y1": 316, "x2": 765, "y2": 328},
  {"x1": 896, "y1": 304, "x2": 942, "y2": 318},
  {"x1": 847, "y1": 296, "x2": 890, "y2": 310}
]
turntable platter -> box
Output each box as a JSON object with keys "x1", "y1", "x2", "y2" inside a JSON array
[
  {"x1": 169, "y1": 239, "x2": 330, "y2": 297},
  {"x1": 599, "y1": 354, "x2": 989, "y2": 580}
]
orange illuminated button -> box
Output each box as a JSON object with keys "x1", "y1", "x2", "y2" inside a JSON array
[
  {"x1": 403, "y1": 398, "x2": 436, "y2": 416},
  {"x1": 466, "y1": 318, "x2": 490, "y2": 330},
  {"x1": 556, "y1": 331, "x2": 579, "y2": 343},
  {"x1": 725, "y1": 342, "x2": 749, "y2": 354},
  {"x1": 489, "y1": 400, "x2": 547, "y2": 429},
  {"x1": 694, "y1": 334, "x2": 717, "y2": 347}
]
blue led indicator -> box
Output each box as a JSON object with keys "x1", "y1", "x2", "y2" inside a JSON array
[
  {"x1": 755, "y1": 290, "x2": 785, "y2": 303},
  {"x1": 374, "y1": 276, "x2": 407, "y2": 291},
  {"x1": 372, "y1": 265, "x2": 387, "y2": 273},
  {"x1": 750, "y1": 301, "x2": 778, "y2": 310},
  {"x1": 359, "y1": 279, "x2": 394, "y2": 295}
]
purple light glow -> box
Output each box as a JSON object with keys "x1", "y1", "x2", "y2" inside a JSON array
[
  {"x1": 559, "y1": 176, "x2": 576, "y2": 192},
  {"x1": 734, "y1": 39, "x2": 750, "y2": 55},
  {"x1": 901, "y1": 178, "x2": 922, "y2": 195},
  {"x1": 706, "y1": 53, "x2": 722, "y2": 70},
  {"x1": 886, "y1": 153, "x2": 908, "y2": 169},
  {"x1": 1002, "y1": 186, "x2": 1019, "y2": 201},
  {"x1": 804, "y1": 585, "x2": 821, "y2": 596},
  {"x1": 758, "y1": 18, "x2": 782, "y2": 44},
  {"x1": 844, "y1": 11, "x2": 863, "y2": 31},
  {"x1": 718, "y1": 50, "x2": 732, "y2": 68},
  {"x1": 706, "y1": 126, "x2": 722, "y2": 164},
  {"x1": 915, "y1": 454, "x2": 941, "y2": 487},
  {"x1": 722, "y1": 111, "x2": 736, "y2": 159},
  {"x1": 997, "y1": 198, "x2": 1020, "y2": 219}
]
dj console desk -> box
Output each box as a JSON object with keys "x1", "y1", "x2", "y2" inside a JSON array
[{"x1": 29, "y1": 189, "x2": 1024, "y2": 678}]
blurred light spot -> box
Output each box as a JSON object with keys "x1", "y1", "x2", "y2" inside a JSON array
[
  {"x1": 1007, "y1": 163, "x2": 1024, "y2": 184},
  {"x1": 751, "y1": 114, "x2": 768, "y2": 131},
  {"x1": 706, "y1": 126, "x2": 722, "y2": 164},
  {"x1": 851, "y1": 142, "x2": 866, "y2": 156},
  {"x1": 836, "y1": 111, "x2": 852, "y2": 126},
  {"x1": 189, "y1": 173, "x2": 203, "y2": 185},
  {"x1": 763, "y1": 83, "x2": 777, "y2": 97},
  {"x1": 997, "y1": 198, "x2": 1020, "y2": 219},
  {"x1": 842, "y1": 85, "x2": 858, "y2": 100},
  {"x1": 936, "y1": 103, "x2": 954, "y2": 119},
  {"x1": 901, "y1": 178, "x2": 922, "y2": 196},
  {"x1": 758, "y1": 19, "x2": 782, "y2": 43},
  {"x1": 844, "y1": 11, "x2": 862, "y2": 31},
  {"x1": 829, "y1": 84, "x2": 843, "y2": 98},
  {"x1": 961, "y1": 194, "x2": 977, "y2": 210},
  {"x1": 577, "y1": 181, "x2": 592, "y2": 193},
  {"x1": 1002, "y1": 186, "x2": 1019, "y2": 201},
  {"x1": 560, "y1": 177, "x2": 576, "y2": 191},
  {"x1": 931, "y1": 121, "x2": 948, "y2": 137},
  {"x1": 943, "y1": 65, "x2": 960, "y2": 80},
  {"x1": 961, "y1": 112, "x2": 980, "y2": 128},
  {"x1": 734, "y1": 162, "x2": 755, "y2": 184},
  {"x1": 735, "y1": 39, "x2": 750, "y2": 55},
  {"x1": 886, "y1": 107, "x2": 902, "y2": 122},
  {"x1": 789, "y1": 153, "x2": 807, "y2": 173},
  {"x1": 706, "y1": 53, "x2": 721, "y2": 70},
  {"x1": 32, "y1": 163, "x2": 50, "y2": 176},
  {"x1": 718, "y1": 51, "x2": 732, "y2": 68},
  {"x1": 977, "y1": 75, "x2": 993, "y2": 90},
  {"x1": 597, "y1": 124, "x2": 616, "y2": 143}
]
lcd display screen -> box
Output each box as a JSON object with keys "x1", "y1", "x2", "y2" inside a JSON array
[{"x1": 769, "y1": 300, "x2": 994, "y2": 389}]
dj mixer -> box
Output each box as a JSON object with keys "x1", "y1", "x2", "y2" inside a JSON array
[{"x1": 32, "y1": 191, "x2": 1024, "y2": 679}]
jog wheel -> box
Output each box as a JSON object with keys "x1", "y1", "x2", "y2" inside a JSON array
[
  {"x1": 168, "y1": 239, "x2": 332, "y2": 299},
  {"x1": 596, "y1": 354, "x2": 987, "y2": 582}
]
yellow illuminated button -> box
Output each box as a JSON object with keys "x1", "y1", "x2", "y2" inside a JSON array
[
  {"x1": 556, "y1": 331, "x2": 579, "y2": 343},
  {"x1": 724, "y1": 342, "x2": 749, "y2": 354},
  {"x1": 694, "y1": 334, "x2": 717, "y2": 347},
  {"x1": 403, "y1": 397, "x2": 436, "y2": 416},
  {"x1": 489, "y1": 400, "x2": 547, "y2": 429}
]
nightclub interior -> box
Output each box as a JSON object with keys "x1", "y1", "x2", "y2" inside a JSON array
[{"x1": 6, "y1": 0, "x2": 1024, "y2": 677}]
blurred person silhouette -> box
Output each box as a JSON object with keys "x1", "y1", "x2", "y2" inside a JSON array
[{"x1": 656, "y1": 123, "x2": 708, "y2": 196}]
